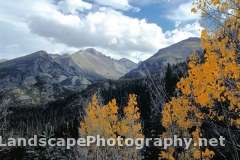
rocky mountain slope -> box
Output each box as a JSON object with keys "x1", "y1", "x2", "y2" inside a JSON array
[
  {"x1": 69, "y1": 48, "x2": 137, "y2": 80},
  {"x1": 0, "y1": 51, "x2": 91, "y2": 105},
  {"x1": 123, "y1": 37, "x2": 201, "y2": 79},
  {"x1": 0, "y1": 38, "x2": 200, "y2": 106},
  {"x1": 0, "y1": 49, "x2": 137, "y2": 106}
]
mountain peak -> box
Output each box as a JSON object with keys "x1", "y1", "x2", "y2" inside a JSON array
[
  {"x1": 119, "y1": 58, "x2": 131, "y2": 62},
  {"x1": 84, "y1": 48, "x2": 99, "y2": 54},
  {"x1": 185, "y1": 37, "x2": 200, "y2": 41},
  {"x1": 31, "y1": 50, "x2": 48, "y2": 56},
  {"x1": 118, "y1": 58, "x2": 137, "y2": 71},
  {"x1": 123, "y1": 38, "x2": 201, "y2": 79},
  {"x1": 24, "y1": 50, "x2": 50, "y2": 60},
  {"x1": 152, "y1": 37, "x2": 201, "y2": 59},
  {"x1": 74, "y1": 48, "x2": 105, "y2": 57},
  {"x1": 0, "y1": 51, "x2": 51, "y2": 67},
  {"x1": 69, "y1": 49, "x2": 137, "y2": 79},
  {"x1": 119, "y1": 58, "x2": 136, "y2": 65}
]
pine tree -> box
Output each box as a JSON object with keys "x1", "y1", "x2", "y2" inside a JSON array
[{"x1": 164, "y1": 64, "x2": 179, "y2": 99}]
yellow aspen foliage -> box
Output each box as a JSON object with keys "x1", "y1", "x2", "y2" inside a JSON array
[
  {"x1": 211, "y1": 0, "x2": 220, "y2": 5},
  {"x1": 100, "y1": 99, "x2": 118, "y2": 137},
  {"x1": 162, "y1": 96, "x2": 193, "y2": 129},
  {"x1": 80, "y1": 95, "x2": 118, "y2": 137},
  {"x1": 193, "y1": 149, "x2": 201, "y2": 159},
  {"x1": 161, "y1": 0, "x2": 240, "y2": 159},
  {"x1": 80, "y1": 94, "x2": 143, "y2": 159},
  {"x1": 231, "y1": 118, "x2": 240, "y2": 127},
  {"x1": 192, "y1": 128, "x2": 201, "y2": 146},
  {"x1": 192, "y1": 146, "x2": 214, "y2": 160},
  {"x1": 80, "y1": 94, "x2": 143, "y2": 139},
  {"x1": 202, "y1": 148, "x2": 215, "y2": 159},
  {"x1": 117, "y1": 94, "x2": 143, "y2": 138},
  {"x1": 80, "y1": 95, "x2": 102, "y2": 136},
  {"x1": 160, "y1": 147, "x2": 176, "y2": 160}
]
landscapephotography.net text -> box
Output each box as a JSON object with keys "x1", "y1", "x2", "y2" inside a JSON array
[{"x1": 0, "y1": 135, "x2": 225, "y2": 150}]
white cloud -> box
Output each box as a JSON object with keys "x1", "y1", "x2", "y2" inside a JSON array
[
  {"x1": 165, "y1": 22, "x2": 202, "y2": 44},
  {"x1": 57, "y1": 0, "x2": 92, "y2": 14},
  {"x1": 93, "y1": 0, "x2": 136, "y2": 11},
  {"x1": 129, "y1": 0, "x2": 188, "y2": 7},
  {"x1": 0, "y1": 19, "x2": 76, "y2": 59},
  {"x1": 26, "y1": 3, "x2": 168, "y2": 59},
  {"x1": 129, "y1": 0, "x2": 166, "y2": 6},
  {"x1": 0, "y1": 0, "x2": 202, "y2": 62},
  {"x1": 166, "y1": 1, "x2": 200, "y2": 22}
]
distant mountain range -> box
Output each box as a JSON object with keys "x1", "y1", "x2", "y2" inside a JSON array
[
  {"x1": 123, "y1": 37, "x2": 201, "y2": 79},
  {"x1": 0, "y1": 48, "x2": 137, "y2": 87},
  {"x1": 0, "y1": 49, "x2": 136, "y2": 105},
  {"x1": 0, "y1": 37, "x2": 201, "y2": 106}
]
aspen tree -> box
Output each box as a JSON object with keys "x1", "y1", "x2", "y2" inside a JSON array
[
  {"x1": 161, "y1": 0, "x2": 240, "y2": 159},
  {"x1": 80, "y1": 94, "x2": 143, "y2": 160}
]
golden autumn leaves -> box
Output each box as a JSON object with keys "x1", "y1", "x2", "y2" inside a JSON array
[
  {"x1": 161, "y1": 33, "x2": 240, "y2": 159},
  {"x1": 79, "y1": 94, "x2": 143, "y2": 159},
  {"x1": 161, "y1": 0, "x2": 240, "y2": 159},
  {"x1": 80, "y1": 94, "x2": 143, "y2": 139}
]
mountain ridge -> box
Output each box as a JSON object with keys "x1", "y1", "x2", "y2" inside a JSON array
[
  {"x1": 0, "y1": 49, "x2": 137, "y2": 105},
  {"x1": 147, "y1": 37, "x2": 200, "y2": 63},
  {"x1": 123, "y1": 37, "x2": 201, "y2": 79},
  {"x1": 0, "y1": 50, "x2": 91, "y2": 105},
  {"x1": 69, "y1": 48, "x2": 137, "y2": 80}
]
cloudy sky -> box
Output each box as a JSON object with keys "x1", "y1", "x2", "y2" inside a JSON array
[{"x1": 0, "y1": 0, "x2": 202, "y2": 62}]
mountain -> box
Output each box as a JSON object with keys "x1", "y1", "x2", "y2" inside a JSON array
[
  {"x1": 123, "y1": 37, "x2": 201, "y2": 79},
  {"x1": 118, "y1": 58, "x2": 137, "y2": 70},
  {"x1": 0, "y1": 49, "x2": 137, "y2": 106},
  {"x1": 52, "y1": 53, "x2": 103, "y2": 81},
  {"x1": 0, "y1": 51, "x2": 91, "y2": 105},
  {"x1": 0, "y1": 59, "x2": 7, "y2": 63},
  {"x1": 69, "y1": 48, "x2": 137, "y2": 80},
  {"x1": 147, "y1": 37, "x2": 201, "y2": 64}
]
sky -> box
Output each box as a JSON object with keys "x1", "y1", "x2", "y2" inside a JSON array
[{"x1": 0, "y1": 0, "x2": 202, "y2": 62}]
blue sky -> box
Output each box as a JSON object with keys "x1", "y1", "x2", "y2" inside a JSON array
[
  {"x1": 126, "y1": 4, "x2": 176, "y2": 31},
  {"x1": 125, "y1": 0, "x2": 189, "y2": 31},
  {"x1": 0, "y1": 0, "x2": 202, "y2": 62}
]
